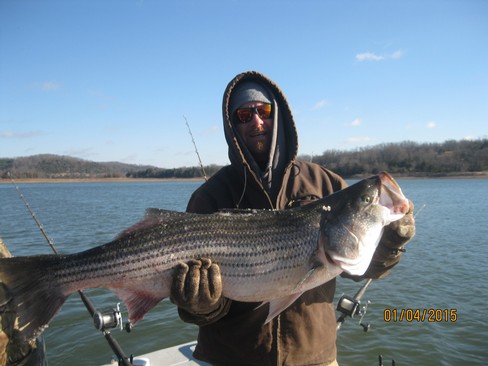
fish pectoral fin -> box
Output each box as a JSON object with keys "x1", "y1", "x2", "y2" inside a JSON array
[
  {"x1": 292, "y1": 260, "x2": 325, "y2": 293},
  {"x1": 111, "y1": 288, "x2": 164, "y2": 325},
  {"x1": 260, "y1": 265, "x2": 322, "y2": 324},
  {"x1": 293, "y1": 268, "x2": 317, "y2": 292},
  {"x1": 263, "y1": 292, "x2": 303, "y2": 324}
]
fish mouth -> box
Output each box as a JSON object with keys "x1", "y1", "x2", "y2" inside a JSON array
[
  {"x1": 378, "y1": 172, "x2": 410, "y2": 221},
  {"x1": 323, "y1": 172, "x2": 410, "y2": 275},
  {"x1": 325, "y1": 251, "x2": 368, "y2": 274}
]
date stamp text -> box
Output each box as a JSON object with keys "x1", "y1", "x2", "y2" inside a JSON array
[{"x1": 383, "y1": 308, "x2": 457, "y2": 322}]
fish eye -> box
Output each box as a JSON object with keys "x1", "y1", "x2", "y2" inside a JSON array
[{"x1": 361, "y1": 194, "x2": 372, "y2": 204}]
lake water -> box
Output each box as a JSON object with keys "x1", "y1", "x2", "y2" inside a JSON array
[{"x1": 0, "y1": 178, "x2": 487, "y2": 365}]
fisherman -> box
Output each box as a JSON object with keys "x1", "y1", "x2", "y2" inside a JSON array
[{"x1": 170, "y1": 71, "x2": 416, "y2": 366}]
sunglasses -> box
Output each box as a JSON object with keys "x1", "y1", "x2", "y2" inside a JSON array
[{"x1": 235, "y1": 104, "x2": 272, "y2": 123}]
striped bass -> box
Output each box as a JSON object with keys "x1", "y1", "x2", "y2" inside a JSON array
[{"x1": 0, "y1": 172, "x2": 409, "y2": 344}]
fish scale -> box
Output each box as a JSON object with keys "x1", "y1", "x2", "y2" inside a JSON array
[{"x1": 0, "y1": 172, "x2": 410, "y2": 344}]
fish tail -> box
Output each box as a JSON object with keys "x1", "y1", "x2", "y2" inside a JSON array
[{"x1": 0, "y1": 255, "x2": 68, "y2": 344}]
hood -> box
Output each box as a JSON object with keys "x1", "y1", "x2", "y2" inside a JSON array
[{"x1": 222, "y1": 71, "x2": 299, "y2": 200}]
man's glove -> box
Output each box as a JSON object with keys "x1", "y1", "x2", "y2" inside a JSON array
[
  {"x1": 170, "y1": 258, "x2": 224, "y2": 315},
  {"x1": 361, "y1": 200, "x2": 416, "y2": 279},
  {"x1": 381, "y1": 200, "x2": 416, "y2": 253}
]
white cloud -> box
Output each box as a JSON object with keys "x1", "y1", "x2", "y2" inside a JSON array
[
  {"x1": 0, "y1": 130, "x2": 43, "y2": 138},
  {"x1": 119, "y1": 153, "x2": 140, "y2": 164},
  {"x1": 356, "y1": 52, "x2": 384, "y2": 62},
  {"x1": 203, "y1": 124, "x2": 220, "y2": 135},
  {"x1": 345, "y1": 136, "x2": 372, "y2": 143},
  {"x1": 426, "y1": 121, "x2": 437, "y2": 129},
  {"x1": 312, "y1": 99, "x2": 329, "y2": 110},
  {"x1": 63, "y1": 147, "x2": 96, "y2": 159},
  {"x1": 356, "y1": 49, "x2": 404, "y2": 62},
  {"x1": 31, "y1": 81, "x2": 62, "y2": 91},
  {"x1": 89, "y1": 89, "x2": 115, "y2": 101},
  {"x1": 390, "y1": 50, "x2": 404, "y2": 59},
  {"x1": 350, "y1": 118, "x2": 362, "y2": 127}
]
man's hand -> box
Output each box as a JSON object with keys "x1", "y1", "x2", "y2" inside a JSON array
[
  {"x1": 358, "y1": 201, "x2": 416, "y2": 280},
  {"x1": 381, "y1": 200, "x2": 416, "y2": 253},
  {"x1": 170, "y1": 258, "x2": 223, "y2": 315}
]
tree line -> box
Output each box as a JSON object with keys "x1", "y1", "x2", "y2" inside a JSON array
[
  {"x1": 125, "y1": 165, "x2": 222, "y2": 179},
  {"x1": 1, "y1": 139, "x2": 487, "y2": 180},
  {"x1": 122, "y1": 138, "x2": 488, "y2": 178},
  {"x1": 301, "y1": 138, "x2": 488, "y2": 177}
]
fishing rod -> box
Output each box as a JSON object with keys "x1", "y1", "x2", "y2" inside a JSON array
[
  {"x1": 336, "y1": 278, "x2": 373, "y2": 331},
  {"x1": 336, "y1": 279, "x2": 398, "y2": 365},
  {"x1": 8, "y1": 173, "x2": 133, "y2": 366},
  {"x1": 183, "y1": 115, "x2": 208, "y2": 181}
]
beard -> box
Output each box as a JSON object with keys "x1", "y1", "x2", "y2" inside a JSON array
[{"x1": 247, "y1": 127, "x2": 270, "y2": 164}]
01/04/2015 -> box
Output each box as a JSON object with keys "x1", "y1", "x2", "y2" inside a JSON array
[{"x1": 383, "y1": 308, "x2": 457, "y2": 322}]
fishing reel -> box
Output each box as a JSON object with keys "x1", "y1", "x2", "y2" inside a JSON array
[
  {"x1": 337, "y1": 294, "x2": 360, "y2": 317},
  {"x1": 93, "y1": 303, "x2": 124, "y2": 331},
  {"x1": 336, "y1": 294, "x2": 371, "y2": 332}
]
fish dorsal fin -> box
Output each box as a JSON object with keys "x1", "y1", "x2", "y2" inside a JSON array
[
  {"x1": 216, "y1": 208, "x2": 261, "y2": 215},
  {"x1": 114, "y1": 208, "x2": 187, "y2": 240},
  {"x1": 144, "y1": 208, "x2": 187, "y2": 220}
]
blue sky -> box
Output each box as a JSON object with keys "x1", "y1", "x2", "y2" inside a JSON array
[{"x1": 1, "y1": 0, "x2": 487, "y2": 168}]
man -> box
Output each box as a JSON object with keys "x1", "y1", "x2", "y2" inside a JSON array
[{"x1": 171, "y1": 71, "x2": 415, "y2": 365}]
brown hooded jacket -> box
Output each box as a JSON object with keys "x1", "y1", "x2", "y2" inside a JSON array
[{"x1": 180, "y1": 71, "x2": 402, "y2": 366}]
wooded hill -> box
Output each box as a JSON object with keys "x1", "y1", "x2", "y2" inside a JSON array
[
  {"x1": 302, "y1": 138, "x2": 488, "y2": 178},
  {"x1": 1, "y1": 139, "x2": 487, "y2": 180},
  {"x1": 127, "y1": 138, "x2": 488, "y2": 178},
  {"x1": 0, "y1": 154, "x2": 153, "y2": 179}
]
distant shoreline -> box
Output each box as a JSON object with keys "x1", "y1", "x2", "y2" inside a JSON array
[
  {"x1": 1, "y1": 172, "x2": 487, "y2": 184},
  {"x1": 0, "y1": 177, "x2": 206, "y2": 184},
  {"x1": 349, "y1": 171, "x2": 488, "y2": 180}
]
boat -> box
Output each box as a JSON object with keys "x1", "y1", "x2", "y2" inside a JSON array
[{"x1": 102, "y1": 341, "x2": 210, "y2": 366}]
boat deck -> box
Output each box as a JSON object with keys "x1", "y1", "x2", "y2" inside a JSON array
[{"x1": 103, "y1": 341, "x2": 210, "y2": 366}]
